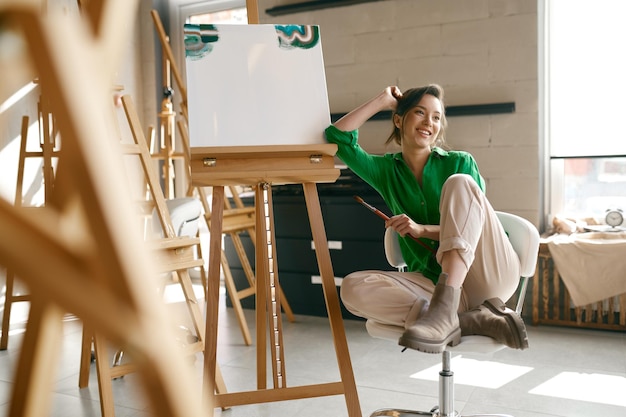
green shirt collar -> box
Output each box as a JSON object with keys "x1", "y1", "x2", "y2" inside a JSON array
[{"x1": 391, "y1": 147, "x2": 449, "y2": 161}]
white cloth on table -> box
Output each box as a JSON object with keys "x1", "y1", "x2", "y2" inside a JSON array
[{"x1": 546, "y1": 232, "x2": 626, "y2": 307}]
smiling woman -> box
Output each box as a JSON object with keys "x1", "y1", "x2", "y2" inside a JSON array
[{"x1": 326, "y1": 85, "x2": 529, "y2": 355}]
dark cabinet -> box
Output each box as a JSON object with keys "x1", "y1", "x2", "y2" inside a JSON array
[{"x1": 224, "y1": 170, "x2": 393, "y2": 320}]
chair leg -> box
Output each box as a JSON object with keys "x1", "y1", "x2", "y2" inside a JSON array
[
  {"x1": 369, "y1": 350, "x2": 515, "y2": 417},
  {"x1": 437, "y1": 351, "x2": 513, "y2": 416},
  {"x1": 369, "y1": 351, "x2": 457, "y2": 417},
  {"x1": 438, "y1": 351, "x2": 455, "y2": 416}
]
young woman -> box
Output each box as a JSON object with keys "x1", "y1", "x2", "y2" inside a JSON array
[{"x1": 325, "y1": 85, "x2": 527, "y2": 353}]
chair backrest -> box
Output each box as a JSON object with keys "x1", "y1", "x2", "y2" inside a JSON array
[
  {"x1": 384, "y1": 225, "x2": 407, "y2": 270},
  {"x1": 494, "y1": 211, "x2": 540, "y2": 278},
  {"x1": 152, "y1": 197, "x2": 202, "y2": 238},
  {"x1": 383, "y1": 211, "x2": 540, "y2": 312}
]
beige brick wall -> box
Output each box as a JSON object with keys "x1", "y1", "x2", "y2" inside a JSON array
[{"x1": 258, "y1": 0, "x2": 540, "y2": 225}]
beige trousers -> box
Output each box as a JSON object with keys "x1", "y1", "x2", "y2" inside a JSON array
[{"x1": 340, "y1": 174, "x2": 521, "y2": 329}]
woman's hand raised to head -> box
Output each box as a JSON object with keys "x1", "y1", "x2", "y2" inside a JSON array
[
  {"x1": 333, "y1": 86, "x2": 404, "y2": 132},
  {"x1": 384, "y1": 86, "x2": 403, "y2": 111},
  {"x1": 379, "y1": 85, "x2": 402, "y2": 111}
]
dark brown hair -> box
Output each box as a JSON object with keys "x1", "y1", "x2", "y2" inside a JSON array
[{"x1": 385, "y1": 84, "x2": 448, "y2": 148}]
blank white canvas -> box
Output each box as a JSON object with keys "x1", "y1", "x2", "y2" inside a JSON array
[{"x1": 185, "y1": 24, "x2": 330, "y2": 147}]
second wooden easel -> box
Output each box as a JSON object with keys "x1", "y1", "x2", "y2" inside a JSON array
[
  {"x1": 192, "y1": 145, "x2": 362, "y2": 417},
  {"x1": 1, "y1": 90, "x2": 60, "y2": 351}
]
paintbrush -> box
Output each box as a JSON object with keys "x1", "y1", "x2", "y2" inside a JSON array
[
  {"x1": 353, "y1": 195, "x2": 390, "y2": 221},
  {"x1": 353, "y1": 195, "x2": 436, "y2": 254}
]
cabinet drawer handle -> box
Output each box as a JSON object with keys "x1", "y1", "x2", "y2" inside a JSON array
[
  {"x1": 311, "y1": 275, "x2": 343, "y2": 286},
  {"x1": 310, "y1": 240, "x2": 342, "y2": 250}
]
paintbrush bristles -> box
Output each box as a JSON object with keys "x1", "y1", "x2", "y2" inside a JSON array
[{"x1": 353, "y1": 195, "x2": 375, "y2": 212}]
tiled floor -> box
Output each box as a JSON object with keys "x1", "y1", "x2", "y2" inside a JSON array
[{"x1": 1, "y1": 286, "x2": 625, "y2": 417}]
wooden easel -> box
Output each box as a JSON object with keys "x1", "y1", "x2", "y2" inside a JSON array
[
  {"x1": 181, "y1": 2, "x2": 360, "y2": 414},
  {"x1": 192, "y1": 146, "x2": 361, "y2": 417},
  {"x1": 0, "y1": 2, "x2": 207, "y2": 416},
  {"x1": 1, "y1": 89, "x2": 60, "y2": 351}
]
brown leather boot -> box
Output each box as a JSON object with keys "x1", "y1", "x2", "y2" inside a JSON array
[
  {"x1": 398, "y1": 273, "x2": 461, "y2": 354},
  {"x1": 459, "y1": 298, "x2": 529, "y2": 350}
]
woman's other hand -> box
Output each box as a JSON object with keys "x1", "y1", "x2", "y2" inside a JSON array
[{"x1": 386, "y1": 213, "x2": 422, "y2": 239}]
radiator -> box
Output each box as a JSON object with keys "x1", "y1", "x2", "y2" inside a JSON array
[{"x1": 532, "y1": 243, "x2": 626, "y2": 331}]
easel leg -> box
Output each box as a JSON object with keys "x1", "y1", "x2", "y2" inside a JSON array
[
  {"x1": 78, "y1": 327, "x2": 93, "y2": 388},
  {"x1": 254, "y1": 184, "x2": 268, "y2": 389},
  {"x1": 204, "y1": 186, "x2": 225, "y2": 415},
  {"x1": 255, "y1": 183, "x2": 287, "y2": 389},
  {"x1": 302, "y1": 182, "x2": 362, "y2": 417},
  {"x1": 0, "y1": 270, "x2": 16, "y2": 350},
  {"x1": 220, "y1": 251, "x2": 253, "y2": 345},
  {"x1": 9, "y1": 297, "x2": 64, "y2": 417},
  {"x1": 175, "y1": 269, "x2": 206, "y2": 341},
  {"x1": 93, "y1": 335, "x2": 116, "y2": 417}
]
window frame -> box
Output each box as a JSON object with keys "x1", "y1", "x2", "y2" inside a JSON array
[
  {"x1": 168, "y1": 0, "x2": 247, "y2": 87},
  {"x1": 539, "y1": 0, "x2": 626, "y2": 229}
]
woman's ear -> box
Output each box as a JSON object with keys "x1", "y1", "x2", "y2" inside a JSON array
[{"x1": 393, "y1": 113, "x2": 401, "y2": 129}]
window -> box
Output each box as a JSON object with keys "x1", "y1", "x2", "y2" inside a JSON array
[
  {"x1": 542, "y1": 0, "x2": 626, "y2": 225},
  {"x1": 550, "y1": 157, "x2": 626, "y2": 217},
  {"x1": 187, "y1": 5, "x2": 247, "y2": 24},
  {"x1": 169, "y1": 0, "x2": 247, "y2": 69}
]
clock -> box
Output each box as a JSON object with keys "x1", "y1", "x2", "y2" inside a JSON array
[{"x1": 605, "y1": 208, "x2": 624, "y2": 228}]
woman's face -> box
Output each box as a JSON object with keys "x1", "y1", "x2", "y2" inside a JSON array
[{"x1": 395, "y1": 94, "x2": 443, "y2": 151}]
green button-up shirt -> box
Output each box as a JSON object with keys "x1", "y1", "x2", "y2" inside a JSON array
[{"x1": 325, "y1": 125, "x2": 485, "y2": 283}]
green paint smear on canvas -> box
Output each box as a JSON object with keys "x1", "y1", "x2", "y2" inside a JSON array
[
  {"x1": 275, "y1": 25, "x2": 319, "y2": 50},
  {"x1": 184, "y1": 24, "x2": 219, "y2": 60}
]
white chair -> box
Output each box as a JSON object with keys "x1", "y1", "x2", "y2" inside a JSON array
[
  {"x1": 367, "y1": 211, "x2": 540, "y2": 417},
  {"x1": 152, "y1": 197, "x2": 202, "y2": 239},
  {"x1": 149, "y1": 196, "x2": 205, "y2": 336}
]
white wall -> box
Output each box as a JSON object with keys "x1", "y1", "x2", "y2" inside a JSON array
[{"x1": 257, "y1": 0, "x2": 540, "y2": 224}]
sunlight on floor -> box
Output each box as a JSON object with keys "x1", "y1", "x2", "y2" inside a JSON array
[
  {"x1": 410, "y1": 354, "x2": 533, "y2": 389},
  {"x1": 529, "y1": 371, "x2": 626, "y2": 407}
]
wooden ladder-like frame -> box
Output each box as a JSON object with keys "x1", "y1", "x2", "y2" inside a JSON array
[
  {"x1": 1, "y1": 102, "x2": 59, "y2": 351},
  {"x1": 0, "y1": 2, "x2": 209, "y2": 416},
  {"x1": 77, "y1": 94, "x2": 228, "y2": 417}
]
